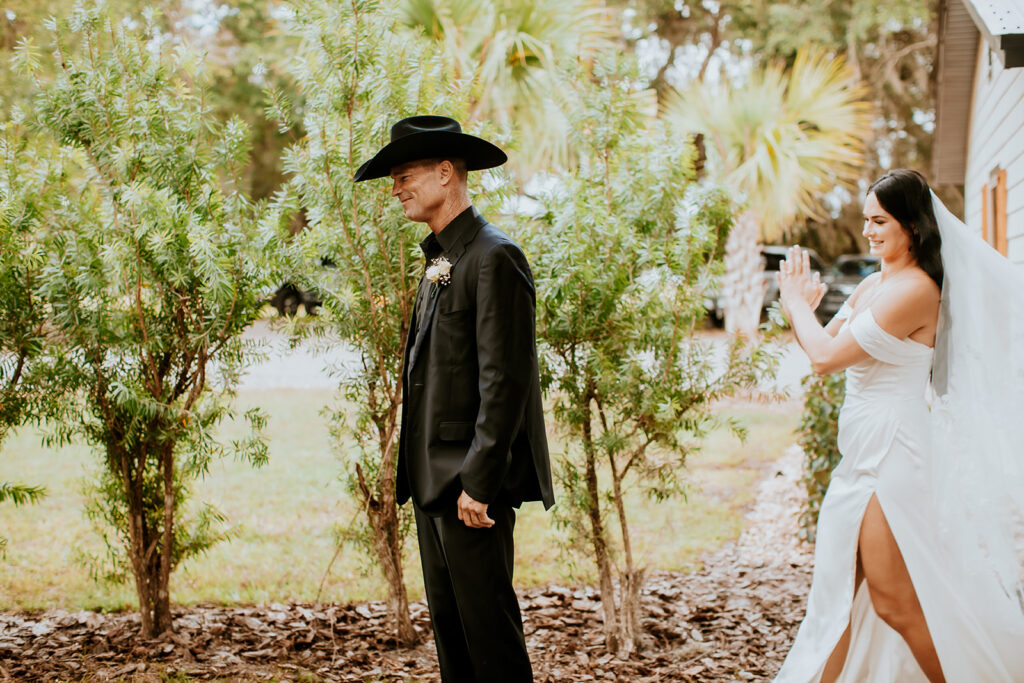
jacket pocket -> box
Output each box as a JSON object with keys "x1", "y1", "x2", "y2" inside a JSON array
[
  {"x1": 438, "y1": 421, "x2": 475, "y2": 442},
  {"x1": 436, "y1": 308, "x2": 474, "y2": 367}
]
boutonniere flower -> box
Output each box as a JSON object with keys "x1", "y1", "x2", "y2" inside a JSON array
[{"x1": 425, "y1": 256, "x2": 452, "y2": 297}]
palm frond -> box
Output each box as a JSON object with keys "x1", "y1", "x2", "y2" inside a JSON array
[
  {"x1": 664, "y1": 45, "x2": 872, "y2": 240},
  {"x1": 401, "y1": 0, "x2": 617, "y2": 179}
]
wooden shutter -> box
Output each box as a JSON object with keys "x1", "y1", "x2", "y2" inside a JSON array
[
  {"x1": 982, "y1": 183, "x2": 991, "y2": 242},
  {"x1": 994, "y1": 169, "x2": 1008, "y2": 256}
]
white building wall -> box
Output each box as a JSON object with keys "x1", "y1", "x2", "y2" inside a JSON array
[{"x1": 964, "y1": 35, "x2": 1024, "y2": 264}]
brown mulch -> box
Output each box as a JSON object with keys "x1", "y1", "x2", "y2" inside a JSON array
[{"x1": 0, "y1": 449, "x2": 813, "y2": 683}]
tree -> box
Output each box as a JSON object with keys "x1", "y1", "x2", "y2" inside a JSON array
[
  {"x1": 275, "y1": 0, "x2": 508, "y2": 646},
  {"x1": 29, "y1": 6, "x2": 273, "y2": 637},
  {"x1": 400, "y1": 0, "x2": 615, "y2": 178},
  {"x1": 615, "y1": 0, "x2": 945, "y2": 256},
  {"x1": 725, "y1": 0, "x2": 937, "y2": 178},
  {"x1": 0, "y1": 120, "x2": 69, "y2": 548},
  {"x1": 172, "y1": 0, "x2": 302, "y2": 202},
  {"x1": 523, "y1": 57, "x2": 780, "y2": 657},
  {"x1": 665, "y1": 47, "x2": 871, "y2": 338},
  {"x1": 4, "y1": 1, "x2": 302, "y2": 203},
  {"x1": 611, "y1": 0, "x2": 740, "y2": 98}
]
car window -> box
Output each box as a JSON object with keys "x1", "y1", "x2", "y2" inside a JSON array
[
  {"x1": 763, "y1": 250, "x2": 823, "y2": 271},
  {"x1": 835, "y1": 258, "x2": 879, "y2": 276}
]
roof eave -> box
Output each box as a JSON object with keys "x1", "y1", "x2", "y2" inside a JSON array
[
  {"x1": 962, "y1": 0, "x2": 1024, "y2": 67},
  {"x1": 1001, "y1": 34, "x2": 1024, "y2": 67}
]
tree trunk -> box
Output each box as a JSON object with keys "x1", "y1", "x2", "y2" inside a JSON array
[
  {"x1": 581, "y1": 411, "x2": 620, "y2": 653},
  {"x1": 126, "y1": 503, "x2": 171, "y2": 638},
  {"x1": 610, "y1": 463, "x2": 643, "y2": 658},
  {"x1": 356, "y1": 462, "x2": 418, "y2": 646},
  {"x1": 155, "y1": 443, "x2": 175, "y2": 635},
  {"x1": 374, "y1": 504, "x2": 417, "y2": 646},
  {"x1": 128, "y1": 522, "x2": 155, "y2": 637},
  {"x1": 124, "y1": 447, "x2": 176, "y2": 639},
  {"x1": 122, "y1": 451, "x2": 156, "y2": 638},
  {"x1": 722, "y1": 210, "x2": 764, "y2": 340}
]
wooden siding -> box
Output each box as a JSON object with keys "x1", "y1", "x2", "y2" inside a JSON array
[
  {"x1": 934, "y1": 0, "x2": 980, "y2": 184},
  {"x1": 964, "y1": 33, "x2": 1024, "y2": 264},
  {"x1": 1008, "y1": 157, "x2": 1024, "y2": 260}
]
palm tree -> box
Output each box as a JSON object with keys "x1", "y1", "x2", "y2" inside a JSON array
[
  {"x1": 401, "y1": 0, "x2": 615, "y2": 178},
  {"x1": 665, "y1": 46, "x2": 872, "y2": 338}
]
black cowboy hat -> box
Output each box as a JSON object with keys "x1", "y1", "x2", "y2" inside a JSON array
[{"x1": 353, "y1": 115, "x2": 507, "y2": 182}]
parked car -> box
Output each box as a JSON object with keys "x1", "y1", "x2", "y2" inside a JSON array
[
  {"x1": 816, "y1": 254, "x2": 880, "y2": 323},
  {"x1": 761, "y1": 245, "x2": 826, "y2": 314},
  {"x1": 706, "y1": 245, "x2": 826, "y2": 325}
]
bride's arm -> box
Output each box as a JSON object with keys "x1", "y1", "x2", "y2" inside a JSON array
[
  {"x1": 776, "y1": 247, "x2": 858, "y2": 372},
  {"x1": 780, "y1": 253, "x2": 937, "y2": 374},
  {"x1": 821, "y1": 317, "x2": 845, "y2": 337},
  {"x1": 781, "y1": 290, "x2": 870, "y2": 375},
  {"x1": 818, "y1": 273, "x2": 878, "y2": 337}
]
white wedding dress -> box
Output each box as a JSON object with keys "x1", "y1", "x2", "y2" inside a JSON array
[{"x1": 775, "y1": 304, "x2": 1024, "y2": 682}]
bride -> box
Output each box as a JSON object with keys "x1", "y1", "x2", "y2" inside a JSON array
[{"x1": 773, "y1": 169, "x2": 1024, "y2": 682}]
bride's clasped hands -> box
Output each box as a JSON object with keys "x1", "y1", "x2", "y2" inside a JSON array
[{"x1": 776, "y1": 246, "x2": 828, "y2": 321}]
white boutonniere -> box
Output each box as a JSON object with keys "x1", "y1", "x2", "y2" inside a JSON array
[{"x1": 425, "y1": 256, "x2": 452, "y2": 297}]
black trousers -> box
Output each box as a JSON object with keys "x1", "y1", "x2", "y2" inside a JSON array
[{"x1": 414, "y1": 502, "x2": 532, "y2": 683}]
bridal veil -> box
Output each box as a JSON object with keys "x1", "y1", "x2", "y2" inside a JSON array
[{"x1": 928, "y1": 191, "x2": 1024, "y2": 630}]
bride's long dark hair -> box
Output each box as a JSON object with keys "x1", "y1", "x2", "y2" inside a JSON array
[{"x1": 868, "y1": 169, "x2": 944, "y2": 289}]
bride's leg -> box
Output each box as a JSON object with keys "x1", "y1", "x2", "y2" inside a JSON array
[
  {"x1": 820, "y1": 554, "x2": 864, "y2": 683},
  {"x1": 859, "y1": 494, "x2": 945, "y2": 683}
]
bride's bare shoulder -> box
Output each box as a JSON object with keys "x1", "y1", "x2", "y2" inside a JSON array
[
  {"x1": 881, "y1": 269, "x2": 939, "y2": 309},
  {"x1": 847, "y1": 272, "x2": 882, "y2": 306},
  {"x1": 872, "y1": 269, "x2": 940, "y2": 338},
  {"x1": 901, "y1": 268, "x2": 941, "y2": 302}
]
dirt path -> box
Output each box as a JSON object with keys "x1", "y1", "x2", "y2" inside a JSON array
[{"x1": 0, "y1": 448, "x2": 812, "y2": 682}]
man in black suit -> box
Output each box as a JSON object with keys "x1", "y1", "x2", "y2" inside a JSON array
[{"x1": 354, "y1": 115, "x2": 554, "y2": 682}]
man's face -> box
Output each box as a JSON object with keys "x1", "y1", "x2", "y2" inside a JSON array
[{"x1": 390, "y1": 160, "x2": 445, "y2": 223}]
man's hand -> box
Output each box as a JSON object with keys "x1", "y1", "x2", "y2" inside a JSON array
[{"x1": 457, "y1": 490, "x2": 495, "y2": 529}]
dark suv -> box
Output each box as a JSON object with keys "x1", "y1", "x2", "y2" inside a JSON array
[{"x1": 816, "y1": 254, "x2": 880, "y2": 323}]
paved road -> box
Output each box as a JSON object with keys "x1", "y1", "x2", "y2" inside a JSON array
[{"x1": 238, "y1": 320, "x2": 812, "y2": 395}]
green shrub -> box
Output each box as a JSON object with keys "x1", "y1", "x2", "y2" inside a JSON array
[{"x1": 796, "y1": 371, "x2": 845, "y2": 543}]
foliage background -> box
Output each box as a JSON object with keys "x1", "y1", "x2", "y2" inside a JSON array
[
  {"x1": 0, "y1": 0, "x2": 943, "y2": 634},
  {"x1": 795, "y1": 372, "x2": 846, "y2": 543}
]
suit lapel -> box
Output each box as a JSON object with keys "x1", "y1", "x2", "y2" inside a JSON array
[
  {"x1": 407, "y1": 234, "x2": 473, "y2": 372},
  {"x1": 408, "y1": 281, "x2": 440, "y2": 370}
]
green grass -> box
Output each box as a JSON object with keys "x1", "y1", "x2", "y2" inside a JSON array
[{"x1": 0, "y1": 390, "x2": 798, "y2": 611}]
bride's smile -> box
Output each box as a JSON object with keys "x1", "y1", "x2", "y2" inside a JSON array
[{"x1": 862, "y1": 192, "x2": 912, "y2": 261}]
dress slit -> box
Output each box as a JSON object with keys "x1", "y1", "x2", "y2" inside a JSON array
[
  {"x1": 868, "y1": 489, "x2": 946, "y2": 671},
  {"x1": 822, "y1": 490, "x2": 875, "y2": 681}
]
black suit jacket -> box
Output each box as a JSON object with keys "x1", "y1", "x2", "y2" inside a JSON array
[{"x1": 397, "y1": 206, "x2": 554, "y2": 516}]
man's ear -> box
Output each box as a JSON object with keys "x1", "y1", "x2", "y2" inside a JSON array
[{"x1": 437, "y1": 159, "x2": 455, "y2": 186}]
